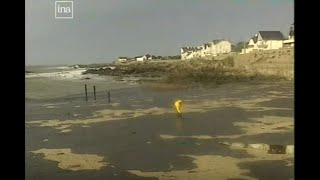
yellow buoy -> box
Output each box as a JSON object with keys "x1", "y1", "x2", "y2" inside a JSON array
[{"x1": 174, "y1": 100, "x2": 183, "y2": 114}]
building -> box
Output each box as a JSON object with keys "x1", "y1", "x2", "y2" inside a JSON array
[
  {"x1": 181, "y1": 40, "x2": 231, "y2": 60},
  {"x1": 242, "y1": 31, "x2": 285, "y2": 53},
  {"x1": 180, "y1": 46, "x2": 202, "y2": 60},
  {"x1": 136, "y1": 55, "x2": 146, "y2": 61},
  {"x1": 203, "y1": 40, "x2": 232, "y2": 57},
  {"x1": 135, "y1": 54, "x2": 153, "y2": 61},
  {"x1": 118, "y1": 57, "x2": 128, "y2": 62},
  {"x1": 283, "y1": 23, "x2": 294, "y2": 48}
]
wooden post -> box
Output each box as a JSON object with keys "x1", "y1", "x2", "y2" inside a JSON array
[
  {"x1": 93, "y1": 86, "x2": 96, "y2": 100},
  {"x1": 108, "y1": 91, "x2": 110, "y2": 103},
  {"x1": 85, "y1": 84, "x2": 88, "y2": 101}
]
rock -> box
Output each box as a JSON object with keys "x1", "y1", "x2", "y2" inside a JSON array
[
  {"x1": 231, "y1": 142, "x2": 246, "y2": 148},
  {"x1": 268, "y1": 145, "x2": 286, "y2": 154},
  {"x1": 286, "y1": 145, "x2": 294, "y2": 154},
  {"x1": 247, "y1": 144, "x2": 270, "y2": 151},
  {"x1": 218, "y1": 141, "x2": 231, "y2": 146}
]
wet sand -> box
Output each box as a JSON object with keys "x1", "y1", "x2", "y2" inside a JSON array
[{"x1": 26, "y1": 80, "x2": 294, "y2": 180}]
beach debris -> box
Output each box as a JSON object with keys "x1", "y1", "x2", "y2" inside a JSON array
[
  {"x1": 147, "y1": 142, "x2": 151, "y2": 144},
  {"x1": 131, "y1": 131, "x2": 136, "y2": 134},
  {"x1": 75, "y1": 106, "x2": 81, "y2": 108},
  {"x1": 174, "y1": 100, "x2": 183, "y2": 114},
  {"x1": 43, "y1": 139, "x2": 49, "y2": 142}
]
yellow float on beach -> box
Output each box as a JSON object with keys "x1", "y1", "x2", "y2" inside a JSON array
[{"x1": 174, "y1": 100, "x2": 183, "y2": 114}]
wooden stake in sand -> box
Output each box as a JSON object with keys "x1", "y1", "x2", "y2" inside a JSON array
[
  {"x1": 93, "y1": 86, "x2": 96, "y2": 101},
  {"x1": 85, "y1": 84, "x2": 88, "y2": 101}
]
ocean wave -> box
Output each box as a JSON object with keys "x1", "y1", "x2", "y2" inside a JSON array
[{"x1": 25, "y1": 69, "x2": 88, "y2": 80}]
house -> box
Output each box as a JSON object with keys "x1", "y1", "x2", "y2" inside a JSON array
[
  {"x1": 136, "y1": 55, "x2": 147, "y2": 61},
  {"x1": 181, "y1": 39, "x2": 231, "y2": 60},
  {"x1": 181, "y1": 46, "x2": 202, "y2": 60},
  {"x1": 243, "y1": 34, "x2": 259, "y2": 53},
  {"x1": 242, "y1": 31, "x2": 285, "y2": 53},
  {"x1": 283, "y1": 23, "x2": 294, "y2": 48},
  {"x1": 118, "y1": 57, "x2": 128, "y2": 62},
  {"x1": 205, "y1": 40, "x2": 232, "y2": 56},
  {"x1": 200, "y1": 43, "x2": 212, "y2": 57}
]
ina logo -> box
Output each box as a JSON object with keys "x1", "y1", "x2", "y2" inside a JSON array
[{"x1": 55, "y1": 1, "x2": 73, "y2": 19}]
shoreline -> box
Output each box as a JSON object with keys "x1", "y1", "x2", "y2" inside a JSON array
[
  {"x1": 79, "y1": 49, "x2": 294, "y2": 85},
  {"x1": 82, "y1": 58, "x2": 291, "y2": 87}
]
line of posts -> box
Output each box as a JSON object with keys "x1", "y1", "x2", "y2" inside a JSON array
[{"x1": 84, "y1": 84, "x2": 110, "y2": 103}]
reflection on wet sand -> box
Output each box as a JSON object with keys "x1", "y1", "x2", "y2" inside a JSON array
[
  {"x1": 175, "y1": 115, "x2": 184, "y2": 134},
  {"x1": 26, "y1": 80, "x2": 294, "y2": 180}
]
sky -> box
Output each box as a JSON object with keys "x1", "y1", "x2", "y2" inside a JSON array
[{"x1": 25, "y1": 0, "x2": 294, "y2": 65}]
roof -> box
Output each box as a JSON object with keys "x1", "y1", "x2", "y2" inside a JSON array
[
  {"x1": 118, "y1": 57, "x2": 127, "y2": 59},
  {"x1": 181, "y1": 46, "x2": 202, "y2": 52},
  {"x1": 258, "y1": 31, "x2": 284, "y2": 40},
  {"x1": 203, "y1": 43, "x2": 211, "y2": 48},
  {"x1": 251, "y1": 35, "x2": 258, "y2": 43},
  {"x1": 212, "y1": 39, "x2": 224, "y2": 44}
]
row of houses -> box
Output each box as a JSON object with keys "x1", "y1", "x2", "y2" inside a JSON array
[
  {"x1": 241, "y1": 23, "x2": 294, "y2": 54},
  {"x1": 118, "y1": 54, "x2": 153, "y2": 62},
  {"x1": 117, "y1": 23, "x2": 294, "y2": 62},
  {"x1": 180, "y1": 40, "x2": 232, "y2": 60},
  {"x1": 181, "y1": 23, "x2": 294, "y2": 59},
  {"x1": 118, "y1": 54, "x2": 182, "y2": 62}
]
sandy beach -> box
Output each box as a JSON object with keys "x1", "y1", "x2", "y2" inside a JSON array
[{"x1": 25, "y1": 66, "x2": 294, "y2": 180}]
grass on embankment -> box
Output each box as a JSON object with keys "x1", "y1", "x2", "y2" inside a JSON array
[{"x1": 82, "y1": 57, "x2": 287, "y2": 87}]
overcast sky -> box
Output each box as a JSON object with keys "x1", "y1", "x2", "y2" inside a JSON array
[{"x1": 25, "y1": 0, "x2": 294, "y2": 65}]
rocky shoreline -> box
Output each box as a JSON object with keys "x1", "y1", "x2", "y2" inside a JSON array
[{"x1": 81, "y1": 57, "x2": 289, "y2": 86}]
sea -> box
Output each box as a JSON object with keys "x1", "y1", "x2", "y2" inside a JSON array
[{"x1": 25, "y1": 65, "x2": 138, "y2": 100}]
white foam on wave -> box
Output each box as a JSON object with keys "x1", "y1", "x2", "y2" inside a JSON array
[{"x1": 25, "y1": 69, "x2": 88, "y2": 80}]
